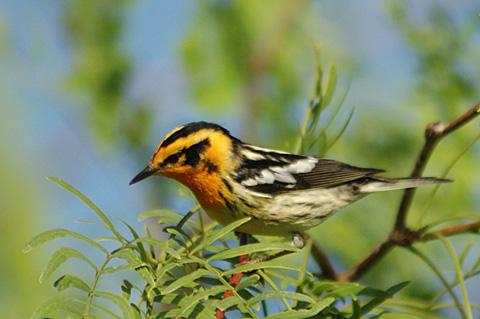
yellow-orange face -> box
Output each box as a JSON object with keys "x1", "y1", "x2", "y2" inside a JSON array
[{"x1": 130, "y1": 122, "x2": 239, "y2": 211}]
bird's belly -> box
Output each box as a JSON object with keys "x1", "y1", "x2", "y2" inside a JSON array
[{"x1": 205, "y1": 187, "x2": 365, "y2": 237}]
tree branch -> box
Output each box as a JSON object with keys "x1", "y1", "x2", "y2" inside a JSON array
[
  {"x1": 396, "y1": 102, "x2": 480, "y2": 229},
  {"x1": 323, "y1": 102, "x2": 480, "y2": 282}
]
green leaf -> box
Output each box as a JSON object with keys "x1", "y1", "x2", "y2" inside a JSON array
[
  {"x1": 190, "y1": 217, "x2": 251, "y2": 254},
  {"x1": 154, "y1": 302, "x2": 215, "y2": 319},
  {"x1": 111, "y1": 249, "x2": 145, "y2": 267},
  {"x1": 386, "y1": 281, "x2": 410, "y2": 295},
  {"x1": 223, "y1": 259, "x2": 303, "y2": 276},
  {"x1": 379, "y1": 314, "x2": 425, "y2": 319},
  {"x1": 116, "y1": 217, "x2": 148, "y2": 262},
  {"x1": 324, "y1": 77, "x2": 351, "y2": 130},
  {"x1": 177, "y1": 286, "x2": 228, "y2": 317},
  {"x1": 321, "y1": 64, "x2": 337, "y2": 108},
  {"x1": 31, "y1": 298, "x2": 83, "y2": 319},
  {"x1": 178, "y1": 186, "x2": 197, "y2": 201},
  {"x1": 121, "y1": 280, "x2": 134, "y2": 301},
  {"x1": 326, "y1": 105, "x2": 354, "y2": 151},
  {"x1": 153, "y1": 293, "x2": 217, "y2": 318},
  {"x1": 235, "y1": 274, "x2": 261, "y2": 291},
  {"x1": 409, "y1": 246, "x2": 466, "y2": 319},
  {"x1": 168, "y1": 204, "x2": 201, "y2": 238},
  {"x1": 47, "y1": 176, "x2": 124, "y2": 241},
  {"x1": 358, "y1": 287, "x2": 392, "y2": 299},
  {"x1": 144, "y1": 223, "x2": 156, "y2": 258},
  {"x1": 54, "y1": 275, "x2": 90, "y2": 293},
  {"x1": 351, "y1": 296, "x2": 362, "y2": 319},
  {"x1": 138, "y1": 209, "x2": 183, "y2": 222},
  {"x1": 359, "y1": 281, "x2": 410, "y2": 316},
  {"x1": 153, "y1": 293, "x2": 187, "y2": 306},
  {"x1": 23, "y1": 228, "x2": 108, "y2": 254},
  {"x1": 86, "y1": 296, "x2": 126, "y2": 319},
  {"x1": 76, "y1": 219, "x2": 113, "y2": 231},
  {"x1": 207, "y1": 243, "x2": 299, "y2": 262},
  {"x1": 216, "y1": 296, "x2": 244, "y2": 311},
  {"x1": 156, "y1": 262, "x2": 181, "y2": 279},
  {"x1": 264, "y1": 297, "x2": 335, "y2": 319},
  {"x1": 162, "y1": 268, "x2": 215, "y2": 294},
  {"x1": 131, "y1": 237, "x2": 181, "y2": 259},
  {"x1": 437, "y1": 235, "x2": 472, "y2": 319},
  {"x1": 40, "y1": 247, "x2": 97, "y2": 283},
  {"x1": 316, "y1": 281, "x2": 365, "y2": 298},
  {"x1": 247, "y1": 291, "x2": 315, "y2": 307},
  {"x1": 102, "y1": 264, "x2": 137, "y2": 274},
  {"x1": 459, "y1": 240, "x2": 473, "y2": 267},
  {"x1": 95, "y1": 291, "x2": 137, "y2": 319},
  {"x1": 111, "y1": 249, "x2": 155, "y2": 286},
  {"x1": 164, "y1": 227, "x2": 192, "y2": 248}
]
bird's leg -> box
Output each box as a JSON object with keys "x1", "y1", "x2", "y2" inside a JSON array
[
  {"x1": 237, "y1": 232, "x2": 250, "y2": 262},
  {"x1": 235, "y1": 232, "x2": 304, "y2": 266}
]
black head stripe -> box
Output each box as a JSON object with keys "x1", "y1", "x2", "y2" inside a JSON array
[
  {"x1": 160, "y1": 122, "x2": 231, "y2": 149},
  {"x1": 183, "y1": 138, "x2": 211, "y2": 167}
]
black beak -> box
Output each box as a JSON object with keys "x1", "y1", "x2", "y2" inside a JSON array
[{"x1": 129, "y1": 166, "x2": 157, "y2": 185}]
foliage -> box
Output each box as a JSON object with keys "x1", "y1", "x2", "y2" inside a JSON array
[
  {"x1": 294, "y1": 45, "x2": 352, "y2": 158},
  {"x1": 388, "y1": 1, "x2": 478, "y2": 114},
  {"x1": 181, "y1": 0, "x2": 317, "y2": 142},
  {"x1": 25, "y1": 177, "x2": 420, "y2": 319}
]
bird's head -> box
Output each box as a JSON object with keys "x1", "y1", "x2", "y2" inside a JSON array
[{"x1": 130, "y1": 122, "x2": 239, "y2": 186}]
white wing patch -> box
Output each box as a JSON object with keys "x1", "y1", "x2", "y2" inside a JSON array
[
  {"x1": 242, "y1": 149, "x2": 267, "y2": 161},
  {"x1": 241, "y1": 157, "x2": 318, "y2": 187}
]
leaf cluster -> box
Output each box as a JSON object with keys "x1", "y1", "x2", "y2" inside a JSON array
[{"x1": 25, "y1": 177, "x2": 416, "y2": 319}]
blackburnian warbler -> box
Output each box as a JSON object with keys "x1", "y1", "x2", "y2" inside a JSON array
[{"x1": 130, "y1": 121, "x2": 449, "y2": 249}]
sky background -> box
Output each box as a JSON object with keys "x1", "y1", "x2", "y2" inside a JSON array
[{"x1": 1, "y1": 1, "x2": 479, "y2": 318}]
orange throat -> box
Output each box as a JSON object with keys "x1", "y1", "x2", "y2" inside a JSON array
[{"x1": 161, "y1": 169, "x2": 229, "y2": 212}]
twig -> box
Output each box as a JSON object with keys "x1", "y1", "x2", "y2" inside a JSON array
[
  {"x1": 420, "y1": 221, "x2": 480, "y2": 241},
  {"x1": 310, "y1": 241, "x2": 337, "y2": 280},
  {"x1": 216, "y1": 233, "x2": 249, "y2": 319},
  {"x1": 331, "y1": 102, "x2": 480, "y2": 282}
]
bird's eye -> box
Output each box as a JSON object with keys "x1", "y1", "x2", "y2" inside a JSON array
[{"x1": 164, "y1": 153, "x2": 180, "y2": 165}]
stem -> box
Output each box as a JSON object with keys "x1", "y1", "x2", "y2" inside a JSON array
[
  {"x1": 436, "y1": 234, "x2": 472, "y2": 319},
  {"x1": 83, "y1": 252, "x2": 115, "y2": 318}
]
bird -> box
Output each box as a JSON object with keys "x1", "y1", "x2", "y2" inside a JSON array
[{"x1": 130, "y1": 121, "x2": 450, "y2": 251}]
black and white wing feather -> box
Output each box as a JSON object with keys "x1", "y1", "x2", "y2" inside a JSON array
[{"x1": 235, "y1": 144, "x2": 383, "y2": 194}]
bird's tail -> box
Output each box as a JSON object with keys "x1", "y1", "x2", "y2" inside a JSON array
[{"x1": 359, "y1": 177, "x2": 451, "y2": 193}]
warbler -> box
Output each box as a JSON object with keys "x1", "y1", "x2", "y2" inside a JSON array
[{"x1": 130, "y1": 121, "x2": 449, "y2": 249}]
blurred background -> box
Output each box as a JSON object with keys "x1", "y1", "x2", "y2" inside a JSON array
[{"x1": 1, "y1": 0, "x2": 479, "y2": 318}]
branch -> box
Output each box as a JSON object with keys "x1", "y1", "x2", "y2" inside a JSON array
[
  {"x1": 310, "y1": 241, "x2": 337, "y2": 280},
  {"x1": 328, "y1": 102, "x2": 480, "y2": 282},
  {"x1": 420, "y1": 221, "x2": 480, "y2": 241},
  {"x1": 396, "y1": 102, "x2": 480, "y2": 228}
]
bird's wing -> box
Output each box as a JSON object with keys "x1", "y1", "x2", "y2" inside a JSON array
[
  {"x1": 235, "y1": 146, "x2": 384, "y2": 194},
  {"x1": 297, "y1": 159, "x2": 384, "y2": 189}
]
